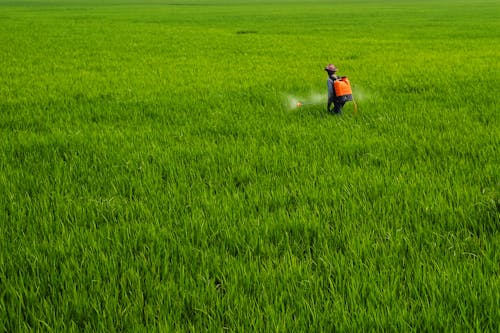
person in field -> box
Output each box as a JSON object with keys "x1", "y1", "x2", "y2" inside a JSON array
[{"x1": 325, "y1": 64, "x2": 345, "y2": 114}]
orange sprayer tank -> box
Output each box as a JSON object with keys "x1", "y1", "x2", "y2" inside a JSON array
[{"x1": 334, "y1": 77, "x2": 353, "y2": 101}]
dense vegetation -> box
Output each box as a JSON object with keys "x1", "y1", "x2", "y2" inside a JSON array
[{"x1": 0, "y1": 0, "x2": 498, "y2": 331}]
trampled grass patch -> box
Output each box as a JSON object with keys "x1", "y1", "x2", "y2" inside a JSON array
[{"x1": 0, "y1": 0, "x2": 499, "y2": 331}]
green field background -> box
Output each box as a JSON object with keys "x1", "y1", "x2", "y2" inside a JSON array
[{"x1": 0, "y1": 0, "x2": 499, "y2": 331}]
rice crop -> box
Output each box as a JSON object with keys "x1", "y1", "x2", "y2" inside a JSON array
[{"x1": 0, "y1": 0, "x2": 499, "y2": 331}]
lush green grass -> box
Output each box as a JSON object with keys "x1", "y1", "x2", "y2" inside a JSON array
[{"x1": 0, "y1": 0, "x2": 499, "y2": 331}]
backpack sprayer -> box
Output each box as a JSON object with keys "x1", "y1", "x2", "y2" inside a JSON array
[{"x1": 334, "y1": 76, "x2": 358, "y2": 114}]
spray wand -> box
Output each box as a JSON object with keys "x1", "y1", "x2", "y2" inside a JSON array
[{"x1": 296, "y1": 97, "x2": 358, "y2": 114}]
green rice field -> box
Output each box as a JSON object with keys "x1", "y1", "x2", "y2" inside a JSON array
[{"x1": 0, "y1": 0, "x2": 499, "y2": 331}]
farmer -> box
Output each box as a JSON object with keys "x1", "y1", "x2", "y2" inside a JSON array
[{"x1": 325, "y1": 64, "x2": 345, "y2": 114}]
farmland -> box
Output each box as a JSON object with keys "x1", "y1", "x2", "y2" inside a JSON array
[{"x1": 0, "y1": 0, "x2": 499, "y2": 331}]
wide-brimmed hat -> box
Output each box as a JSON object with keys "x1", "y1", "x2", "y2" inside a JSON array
[{"x1": 325, "y1": 64, "x2": 338, "y2": 72}]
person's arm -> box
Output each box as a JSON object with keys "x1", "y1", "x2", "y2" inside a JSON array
[{"x1": 327, "y1": 79, "x2": 334, "y2": 97}]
